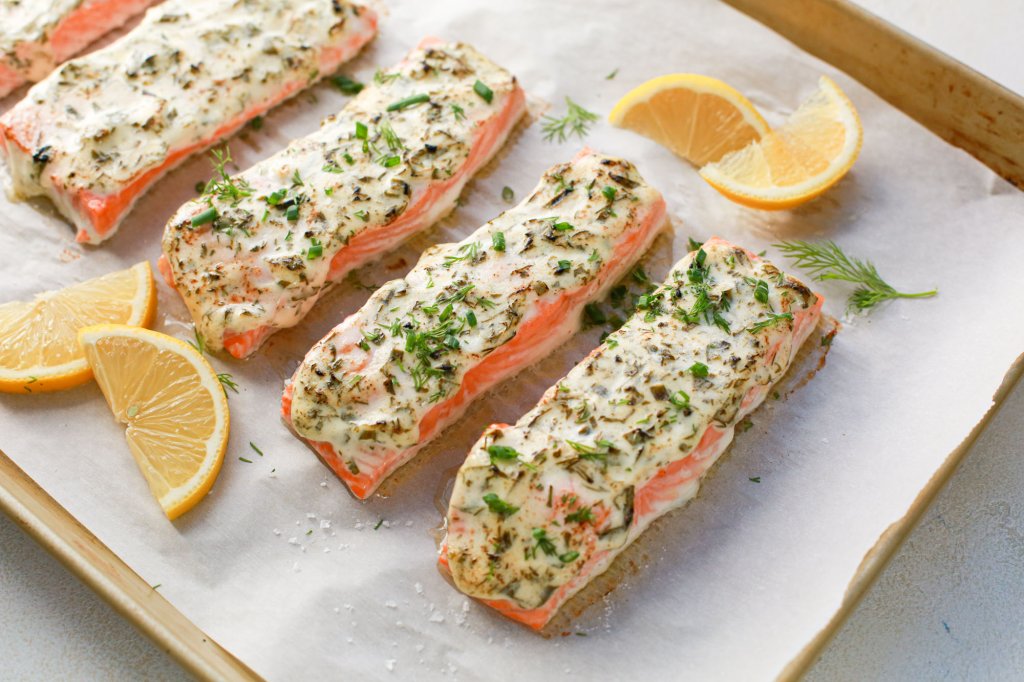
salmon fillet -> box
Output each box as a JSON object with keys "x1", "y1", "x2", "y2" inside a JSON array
[
  {"x1": 0, "y1": 0, "x2": 378, "y2": 244},
  {"x1": 282, "y1": 151, "x2": 668, "y2": 499},
  {"x1": 161, "y1": 39, "x2": 527, "y2": 359},
  {"x1": 0, "y1": 0, "x2": 158, "y2": 99},
  {"x1": 440, "y1": 237, "x2": 823, "y2": 630}
]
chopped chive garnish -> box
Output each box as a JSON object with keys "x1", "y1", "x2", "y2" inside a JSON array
[
  {"x1": 331, "y1": 74, "x2": 363, "y2": 95},
  {"x1": 387, "y1": 93, "x2": 430, "y2": 111},
  {"x1": 482, "y1": 493, "x2": 518, "y2": 516},
  {"x1": 355, "y1": 209, "x2": 369, "y2": 222},
  {"x1": 381, "y1": 155, "x2": 401, "y2": 168},
  {"x1": 487, "y1": 445, "x2": 520, "y2": 462},
  {"x1": 266, "y1": 188, "x2": 287, "y2": 205},
  {"x1": 191, "y1": 206, "x2": 217, "y2": 226},
  {"x1": 689, "y1": 362, "x2": 709, "y2": 378},
  {"x1": 501, "y1": 186, "x2": 514, "y2": 203},
  {"x1": 239, "y1": 457, "x2": 253, "y2": 463},
  {"x1": 285, "y1": 231, "x2": 293, "y2": 241},
  {"x1": 307, "y1": 238, "x2": 323, "y2": 259},
  {"x1": 584, "y1": 303, "x2": 606, "y2": 324},
  {"x1": 492, "y1": 231, "x2": 506, "y2": 252},
  {"x1": 374, "y1": 518, "x2": 384, "y2": 530},
  {"x1": 286, "y1": 204, "x2": 299, "y2": 221},
  {"x1": 602, "y1": 185, "x2": 616, "y2": 202},
  {"x1": 355, "y1": 121, "x2": 368, "y2": 139},
  {"x1": 555, "y1": 259, "x2": 571, "y2": 274},
  {"x1": 473, "y1": 79, "x2": 494, "y2": 103},
  {"x1": 670, "y1": 390, "x2": 690, "y2": 410},
  {"x1": 249, "y1": 442, "x2": 264, "y2": 457},
  {"x1": 466, "y1": 311, "x2": 477, "y2": 327},
  {"x1": 553, "y1": 221, "x2": 573, "y2": 231},
  {"x1": 343, "y1": 152, "x2": 355, "y2": 165},
  {"x1": 754, "y1": 279, "x2": 770, "y2": 304},
  {"x1": 559, "y1": 550, "x2": 580, "y2": 563}
]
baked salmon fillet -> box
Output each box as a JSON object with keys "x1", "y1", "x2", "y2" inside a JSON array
[
  {"x1": 0, "y1": 0, "x2": 158, "y2": 99},
  {"x1": 161, "y1": 39, "x2": 527, "y2": 359},
  {"x1": 282, "y1": 151, "x2": 668, "y2": 499},
  {"x1": 440, "y1": 237, "x2": 823, "y2": 630},
  {"x1": 0, "y1": 0, "x2": 378, "y2": 244}
]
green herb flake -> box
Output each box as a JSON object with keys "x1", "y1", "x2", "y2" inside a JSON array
[
  {"x1": 542, "y1": 97, "x2": 598, "y2": 142},
  {"x1": 482, "y1": 493, "x2": 519, "y2": 517},
  {"x1": 487, "y1": 445, "x2": 520, "y2": 463},
  {"x1": 249, "y1": 442, "x2": 264, "y2": 457},
  {"x1": 387, "y1": 93, "x2": 430, "y2": 111},
  {"x1": 584, "y1": 303, "x2": 607, "y2": 325},
  {"x1": 749, "y1": 476, "x2": 761, "y2": 483},
  {"x1": 191, "y1": 206, "x2": 217, "y2": 227},
  {"x1": 331, "y1": 74, "x2": 364, "y2": 95},
  {"x1": 689, "y1": 361, "x2": 709, "y2": 378},
  {"x1": 473, "y1": 79, "x2": 494, "y2": 103},
  {"x1": 501, "y1": 186, "x2": 514, "y2": 203},
  {"x1": 307, "y1": 238, "x2": 323, "y2": 260}
]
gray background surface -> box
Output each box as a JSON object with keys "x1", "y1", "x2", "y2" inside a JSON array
[{"x1": 2, "y1": 1, "x2": 1021, "y2": 679}]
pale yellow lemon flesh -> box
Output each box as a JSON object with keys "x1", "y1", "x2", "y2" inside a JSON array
[{"x1": 78, "y1": 325, "x2": 229, "y2": 520}]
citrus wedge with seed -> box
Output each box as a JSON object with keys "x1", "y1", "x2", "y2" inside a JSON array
[
  {"x1": 700, "y1": 75, "x2": 863, "y2": 210},
  {"x1": 0, "y1": 261, "x2": 156, "y2": 394},
  {"x1": 78, "y1": 325, "x2": 229, "y2": 520},
  {"x1": 609, "y1": 73, "x2": 769, "y2": 166}
]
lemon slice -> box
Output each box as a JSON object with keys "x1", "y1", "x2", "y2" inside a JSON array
[
  {"x1": 0, "y1": 262, "x2": 155, "y2": 394},
  {"x1": 700, "y1": 76, "x2": 863, "y2": 210},
  {"x1": 78, "y1": 325, "x2": 229, "y2": 520},
  {"x1": 609, "y1": 73, "x2": 769, "y2": 166}
]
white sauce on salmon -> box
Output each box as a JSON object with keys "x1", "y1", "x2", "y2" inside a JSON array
[
  {"x1": 163, "y1": 41, "x2": 523, "y2": 355},
  {"x1": 288, "y1": 152, "x2": 666, "y2": 484},
  {"x1": 445, "y1": 239, "x2": 820, "y2": 612},
  {"x1": 2, "y1": 0, "x2": 375, "y2": 241}
]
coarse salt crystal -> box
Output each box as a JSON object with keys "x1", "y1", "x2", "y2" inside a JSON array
[
  {"x1": 288, "y1": 537, "x2": 299, "y2": 545},
  {"x1": 428, "y1": 611, "x2": 445, "y2": 623},
  {"x1": 273, "y1": 528, "x2": 281, "y2": 536},
  {"x1": 306, "y1": 512, "x2": 317, "y2": 519},
  {"x1": 385, "y1": 600, "x2": 398, "y2": 609},
  {"x1": 414, "y1": 582, "x2": 424, "y2": 594},
  {"x1": 320, "y1": 519, "x2": 331, "y2": 530},
  {"x1": 385, "y1": 659, "x2": 396, "y2": 672}
]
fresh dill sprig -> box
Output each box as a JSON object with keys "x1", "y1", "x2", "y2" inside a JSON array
[
  {"x1": 373, "y1": 69, "x2": 401, "y2": 85},
  {"x1": 541, "y1": 97, "x2": 598, "y2": 143},
  {"x1": 774, "y1": 240, "x2": 937, "y2": 313},
  {"x1": 202, "y1": 147, "x2": 252, "y2": 205},
  {"x1": 217, "y1": 373, "x2": 239, "y2": 394},
  {"x1": 187, "y1": 329, "x2": 208, "y2": 355},
  {"x1": 378, "y1": 119, "x2": 404, "y2": 152}
]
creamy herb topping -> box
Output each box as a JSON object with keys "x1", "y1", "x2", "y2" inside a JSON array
[
  {"x1": 289, "y1": 152, "x2": 664, "y2": 475},
  {"x1": 163, "y1": 41, "x2": 522, "y2": 353},
  {"x1": 445, "y1": 239, "x2": 819, "y2": 610},
  {"x1": 6, "y1": 0, "x2": 373, "y2": 198}
]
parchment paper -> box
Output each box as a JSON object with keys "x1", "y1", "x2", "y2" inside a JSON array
[{"x1": 3, "y1": 1, "x2": 1024, "y2": 679}]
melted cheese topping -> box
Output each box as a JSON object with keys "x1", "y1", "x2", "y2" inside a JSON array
[
  {"x1": 163, "y1": 41, "x2": 522, "y2": 353},
  {"x1": 445, "y1": 239, "x2": 820, "y2": 610},
  {"x1": 289, "y1": 152, "x2": 665, "y2": 475},
  {"x1": 5, "y1": 0, "x2": 374, "y2": 199}
]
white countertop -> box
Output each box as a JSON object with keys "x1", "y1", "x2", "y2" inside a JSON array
[{"x1": 2, "y1": 2, "x2": 1021, "y2": 679}]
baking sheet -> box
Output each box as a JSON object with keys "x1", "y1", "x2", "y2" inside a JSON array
[{"x1": 3, "y1": 0, "x2": 1024, "y2": 679}]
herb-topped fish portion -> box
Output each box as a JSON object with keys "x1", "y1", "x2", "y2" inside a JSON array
[
  {"x1": 1, "y1": 0, "x2": 378, "y2": 244},
  {"x1": 0, "y1": 0, "x2": 158, "y2": 98},
  {"x1": 282, "y1": 150, "x2": 668, "y2": 499},
  {"x1": 440, "y1": 237, "x2": 823, "y2": 630},
  {"x1": 162, "y1": 39, "x2": 527, "y2": 359}
]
